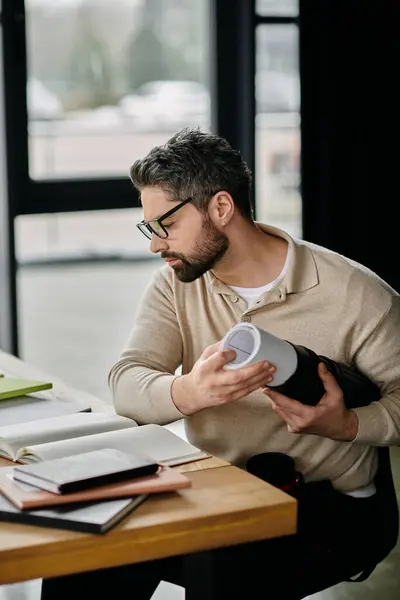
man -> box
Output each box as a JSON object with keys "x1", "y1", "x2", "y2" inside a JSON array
[{"x1": 41, "y1": 129, "x2": 400, "y2": 599}]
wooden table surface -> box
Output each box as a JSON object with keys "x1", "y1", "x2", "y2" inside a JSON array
[
  {"x1": 0, "y1": 351, "x2": 297, "y2": 586},
  {"x1": 0, "y1": 461, "x2": 297, "y2": 585}
]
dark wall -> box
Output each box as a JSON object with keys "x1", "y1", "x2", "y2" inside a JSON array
[{"x1": 300, "y1": 0, "x2": 400, "y2": 291}]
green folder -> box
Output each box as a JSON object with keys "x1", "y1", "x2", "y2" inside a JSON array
[{"x1": 0, "y1": 378, "x2": 53, "y2": 401}]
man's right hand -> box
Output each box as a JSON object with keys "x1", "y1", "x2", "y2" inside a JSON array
[{"x1": 171, "y1": 341, "x2": 276, "y2": 416}]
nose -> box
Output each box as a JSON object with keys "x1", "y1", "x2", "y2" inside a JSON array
[{"x1": 150, "y1": 234, "x2": 168, "y2": 254}]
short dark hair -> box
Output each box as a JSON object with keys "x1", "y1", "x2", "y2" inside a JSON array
[{"x1": 130, "y1": 128, "x2": 253, "y2": 220}]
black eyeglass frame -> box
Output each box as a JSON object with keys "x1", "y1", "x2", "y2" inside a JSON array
[{"x1": 136, "y1": 197, "x2": 192, "y2": 240}]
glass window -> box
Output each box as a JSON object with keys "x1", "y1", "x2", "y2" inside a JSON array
[
  {"x1": 16, "y1": 252, "x2": 160, "y2": 402},
  {"x1": 255, "y1": 24, "x2": 301, "y2": 238},
  {"x1": 15, "y1": 208, "x2": 160, "y2": 401},
  {"x1": 26, "y1": 0, "x2": 211, "y2": 180},
  {"x1": 17, "y1": 0, "x2": 211, "y2": 400},
  {"x1": 14, "y1": 209, "x2": 150, "y2": 264},
  {"x1": 256, "y1": 0, "x2": 298, "y2": 17}
]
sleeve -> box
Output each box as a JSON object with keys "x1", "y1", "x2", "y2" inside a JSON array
[
  {"x1": 352, "y1": 294, "x2": 400, "y2": 446},
  {"x1": 108, "y1": 268, "x2": 185, "y2": 425}
]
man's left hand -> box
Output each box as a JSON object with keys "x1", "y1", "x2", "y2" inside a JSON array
[{"x1": 263, "y1": 362, "x2": 359, "y2": 441}]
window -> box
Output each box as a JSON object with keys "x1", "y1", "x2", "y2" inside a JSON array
[
  {"x1": 16, "y1": 0, "x2": 211, "y2": 397},
  {"x1": 256, "y1": 0, "x2": 297, "y2": 17},
  {"x1": 17, "y1": 258, "x2": 161, "y2": 401},
  {"x1": 10, "y1": 1, "x2": 301, "y2": 394},
  {"x1": 254, "y1": 10, "x2": 301, "y2": 238},
  {"x1": 26, "y1": 0, "x2": 211, "y2": 180}
]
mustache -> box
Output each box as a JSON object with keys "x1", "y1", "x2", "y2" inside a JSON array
[{"x1": 161, "y1": 252, "x2": 185, "y2": 261}]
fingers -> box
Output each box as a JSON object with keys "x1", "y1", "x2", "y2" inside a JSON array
[
  {"x1": 317, "y1": 363, "x2": 344, "y2": 406},
  {"x1": 197, "y1": 351, "x2": 277, "y2": 406},
  {"x1": 263, "y1": 388, "x2": 307, "y2": 417},
  {"x1": 219, "y1": 359, "x2": 275, "y2": 385},
  {"x1": 264, "y1": 390, "x2": 316, "y2": 433},
  {"x1": 200, "y1": 342, "x2": 224, "y2": 361},
  {"x1": 272, "y1": 405, "x2": 303, "y2": 433},
  {"x1": 211, "y1": 363, "x2": 276, "y2": 403},
  {"x1": 318, "y1": 362, "x2": 340, "y2": 393},
  {"x1": 220, "y1": 366, "x2": 275, "y2": 393},
  {"x1": 205, "y1": 349, "x2": 238, "y2": 370},
  {"x1": 201, "y1": 341, "x2": 277, "y2": 383},
  {"x1": 224, "y1": 370, "x2": 275, "y2": 397}
]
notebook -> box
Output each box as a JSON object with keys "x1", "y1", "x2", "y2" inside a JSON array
[
  {"x1": 0, "y1": 492, "x2": 147, "y2": 534},
  {"x1": 12, "y1": 449, "x2": 160, "y2": 494},
  {"x1": 0, "y1": 378, "x2": 52, "y2": 401},
  {"x1": 0, "y1": 412, "x2": 209, "y2": 466},
  {"x1": 0, "y1": 464, "x2": 191, "y2": 509}
]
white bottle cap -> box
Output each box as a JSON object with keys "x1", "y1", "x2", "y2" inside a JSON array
[{"x1": 220, "y1": 323, "x2": 298, "y2": 387}]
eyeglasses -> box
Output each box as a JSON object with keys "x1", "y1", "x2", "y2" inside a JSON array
[{"x1": 136, "y1": 197, "x2": 192, "y2": 240}]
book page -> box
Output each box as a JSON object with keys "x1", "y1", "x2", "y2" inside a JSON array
[
  {"x1": 0, "y1": 412, "x2": 137, "y2": 460},
  {"x1": 19, "y1": 424, "x2": 210, "y2": 466}
]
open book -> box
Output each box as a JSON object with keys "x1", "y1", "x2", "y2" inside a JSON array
[{"x1": 0, "y1": 412, "x2": 209, "y2": 466}]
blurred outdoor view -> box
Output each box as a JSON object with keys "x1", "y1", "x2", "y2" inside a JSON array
[
  {"x1": 27, "y1": 0, "x2": 211, "y2": 180},
  {"x1": 15, "y1": 0, "x2": 301, "y2": 402}
]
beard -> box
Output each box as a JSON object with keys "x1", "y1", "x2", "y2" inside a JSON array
[{"x1": 161, "y1": 218, "x2": 229, "y2": 283}]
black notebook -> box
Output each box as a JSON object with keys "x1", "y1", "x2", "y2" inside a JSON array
[
  {"x1": 0, "y1": 492, "x2": 147, "y2": 534},
  {"x1": 12, "y1": 448, "x2": 159, "y2": 494}
]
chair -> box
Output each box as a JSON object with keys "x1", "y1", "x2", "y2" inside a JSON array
[{"x1": 347, "y1": 446, "x2": 399, "y2": 582}]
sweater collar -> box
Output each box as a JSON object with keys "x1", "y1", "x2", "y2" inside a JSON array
[{"x1": 205, "y1": 223, "x2": 319, "y2": 295}]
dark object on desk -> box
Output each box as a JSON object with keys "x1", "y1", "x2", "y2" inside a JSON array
[
  {"x1": 0, "y1": 492, "x2": 147, "y2": 534},
  {"x1": 13, "y1": 448, "x2": 159, "y2": 494},
  {"x1": 246, "y1": 452, "x2": 303, "y2": 493}
]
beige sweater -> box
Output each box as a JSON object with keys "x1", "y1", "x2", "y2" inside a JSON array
[{"x1": 109, "y1": 225, "x2": 400, "y2": 492}]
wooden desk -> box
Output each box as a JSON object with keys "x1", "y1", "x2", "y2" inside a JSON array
[{"x1": 0, "y1": 352, "x2": 297, "y2": 590}]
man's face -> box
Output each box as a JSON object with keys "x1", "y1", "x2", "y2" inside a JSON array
[{"x1": 141, "y1": 187, "x2": 229, "y2": 282}]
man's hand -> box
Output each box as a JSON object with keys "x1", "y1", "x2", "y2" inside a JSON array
[
  {"x1": 263, "y1": 362, "x2": 359, "y2": 441},
  {"x1": 172, "y1": 341, "x2": 276, "y2": 415}
]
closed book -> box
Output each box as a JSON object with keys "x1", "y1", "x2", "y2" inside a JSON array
[
  {"x1": 12, "y1": 448, "x2": 159, "y2": 494},
  {"x1": 0, "y1": 378, "x2": 52, "y2": 401},
  {"x1": 0, "y1": 492, "x2": 147, "y2": 534},
  {"x1": 0, "y1": 464, "x2": 191, "y2": 510}
]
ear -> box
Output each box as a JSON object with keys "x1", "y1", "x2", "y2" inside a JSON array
[{"x1": 208, "y1": 192, "x2": 235, "y2": 227}]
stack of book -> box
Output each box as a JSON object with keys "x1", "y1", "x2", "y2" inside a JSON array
[{"x1": 0, "y1": 409, "x2": 210, "y2": 534}]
